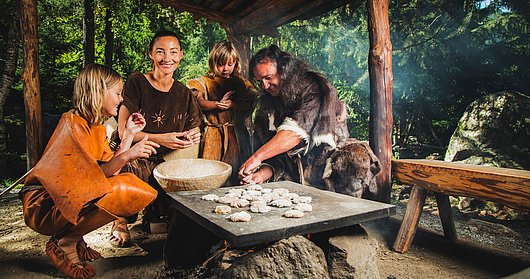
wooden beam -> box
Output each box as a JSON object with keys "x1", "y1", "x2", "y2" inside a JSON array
[
  {"x1": 225, "y1": 28, "x2": 250, "y2": 79},
  {"x1": 220, "y1": 0, "x2": 248, "y2": 13},
  {"x1": 19, "y1": 0, "x2": 43, "y2": 168},
  {"x1": 367, "y1": 0, "x2": 393, "y2": 203},
  {"x1": 155, "y1": 0, "x2": 237, "y2": 26},
  {"x1": 232, "y1": 0, "x2": 305, "y2": 35},
  {"x1": 392, "y1": 159, "x2": 530, "y2": 211},
  {"x1": 270, "y1": 0, "x2": 348, "y2": 27},
  {"x1": 200, "y1": 0, "x2": 215, "y2": 8}
]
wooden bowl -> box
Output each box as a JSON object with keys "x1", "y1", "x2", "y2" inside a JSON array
[{"x1": 153, "y1": 159, "x2": 232, "y2": 192}]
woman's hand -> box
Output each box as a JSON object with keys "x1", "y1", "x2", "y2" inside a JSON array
[
  {"x1": 124, "y1": 113, "x2": 146, "y2": 136},
  {"x1": 181, "y1": 128, "x2": 201, "y2": 145},
  {"x1": 157, "y1": 131, "x2": 197, "y2": 149},
  {"x1": 127, "y1": 135, "x2": 159, "y2": 160}
]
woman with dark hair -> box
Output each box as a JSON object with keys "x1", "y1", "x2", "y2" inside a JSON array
[{"x1": 115, "y1": 30, "x2": 201, "y2": 244}]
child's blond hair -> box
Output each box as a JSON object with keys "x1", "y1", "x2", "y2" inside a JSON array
[
  {"x1": 73, "y1": 63, "x2": 122, "y2": 125},
  {"x1": 207, "y1": 40, "x2": 242, "y2": 78}
]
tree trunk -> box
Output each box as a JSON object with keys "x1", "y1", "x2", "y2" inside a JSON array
[
  {"x1": 84, "y1": 0, "x2": 95, "y2": 66},
  {"x1": 104, "y1": 7, "x2": 114, "y2": 66},
  {"x1": 367, "y1": 0, "x2": 393, "y2": 203},
  {"x1": 0, "y1": 8, "x2": 20, "y2": 177},
  {"x1": 19, "y1": 0, "x2": 43, "y2": 168},
  {"x1": 225, "y1": 28, "x2": 251, "y2": 79}
]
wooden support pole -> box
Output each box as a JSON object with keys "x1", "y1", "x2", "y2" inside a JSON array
[
  {"x1": 393, "y1": 185, "x2": 427, "y2": 253},
  {"x1": 367, "y1": 0, "x2": 393, "y2": 203},
  {"x1": 226, "y1": 28, "x2": 251, "y2": 79},
  {"x1": 19, "y1": 0, "x2": 43, "y2": 168}
]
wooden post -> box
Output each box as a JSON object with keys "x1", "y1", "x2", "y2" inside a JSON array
[
  {"x1": 19, "y1": 0, "x2": 43, "y2": 168},
  {"x1": 226, "y1": 28, "x2": 251, "y2": 79},
  {"x1": 367, "y1": 0, "x2": 393, "y2": 203}
]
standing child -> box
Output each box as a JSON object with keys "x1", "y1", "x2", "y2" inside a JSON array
[
  {"x1": 20, "y1": 64, "x2": 159, "y2": 279},
  {"x1": 187, "y1": 40, "x2": 257, "y2": 184}
]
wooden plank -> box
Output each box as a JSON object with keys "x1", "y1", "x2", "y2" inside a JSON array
[
  {"x1": 220, "y1": 0, "x2": 248, "y2": 13},
  {"x1": 393, "y1": 185, "x2": 427, "y2": 253},
  {"x1": 156, "y1": 0, "x2": 237, "y2": 26},
  {"x1": 250, "y1": 0, "x2": 345, "y2": 33},
  {"x1": 232, "y1": 0, "x2": 305, "y2": 35},
  {"x1": 392, "y1": 159, "x2": 530, "y2": 211},
  {"x1": 367, "y1": 0, "x2": 393, "y2": 203}
]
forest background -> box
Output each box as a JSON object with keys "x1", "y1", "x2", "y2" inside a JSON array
[{"x1": 0, "y1": 0, "x2": 528, "y2": 184}]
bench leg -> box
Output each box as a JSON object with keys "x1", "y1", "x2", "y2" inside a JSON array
[
  {"x1": 393, "y1": 185, "x2": 427, "y2": 253},
  {"x1": 434, "y1": 193, "x2": 457, "y2": 241}
]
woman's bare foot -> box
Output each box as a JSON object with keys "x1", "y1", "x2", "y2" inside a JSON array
[{"x1": 109, "y1": 218, "x2": 132, "y2": 247}]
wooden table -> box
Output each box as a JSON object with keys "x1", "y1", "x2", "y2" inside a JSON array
[{"x1": 168, "y1": 181, "x2": 395, "y2": 248}]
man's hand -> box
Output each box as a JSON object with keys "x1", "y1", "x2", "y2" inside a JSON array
[{"x1": 239, "y1": 166, "x2": 273, "y2": 185}]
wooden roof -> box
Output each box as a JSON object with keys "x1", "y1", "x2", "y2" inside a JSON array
[{"x1": 153, "y1": 0, "x2": 350, "y2": 37}]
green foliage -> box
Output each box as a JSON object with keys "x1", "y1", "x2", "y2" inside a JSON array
[{"x1": 1, "y1": 0, "x2": 528, "y2": 180}]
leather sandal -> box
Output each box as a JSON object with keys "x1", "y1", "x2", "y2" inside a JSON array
[
  {"x1": 109, "y1": 218, "x2": 131, "y2": 248},
  {"x1": 77, "y1": 239, "x2": 102, "y2": 261},
  {"x1": 45, "y1": 238, "x2": 97, "y2": 279}
]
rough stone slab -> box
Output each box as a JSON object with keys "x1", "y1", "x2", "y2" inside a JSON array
[
  {"x1": 168, "y1": 181, "x2": 395, "y2": 248},
  {"x1": 220, "y1": 235, "x2": 329, "y2": 279}
]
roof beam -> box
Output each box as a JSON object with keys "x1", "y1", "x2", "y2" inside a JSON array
[
  {"x1": 156, "y1": 0, "x2": 238, "y2": 26},
  {"x1": 264, "y1": 0, "x2": 347, "y2": 30},
  {"x1": 220, "y1": 0, "x2": 248, "y2": 14},
  {"x1": 232, "y1": 0, "x2": 305, "y2": 34}
]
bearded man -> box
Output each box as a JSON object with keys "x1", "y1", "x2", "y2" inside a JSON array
[{"x1": 238, "y1": 45, "x2": 380, "y2": 197}]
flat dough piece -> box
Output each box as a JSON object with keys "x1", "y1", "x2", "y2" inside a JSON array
[
  {"x1": 269, "y1": 198, "x2": 292, "y2": 208},
  {"x1": 246, "y1": 184, "x2": 263, "y2": 191},
  {"x1": 214, "y1": 205, "x2": 232, "y2": 214},
  {"x1": 294, "y1": 203, "x2": 312, "y2": 212},
  {"x1": 272, "y1": 188, "x2": 289, "y2": 195},
  {"x1": 297, "y1": 196, "x2": 312, "y2": 204},
  {"x1": 201, "y1": 194, "x2": 219, "y2": 202},
  {"x1": 250, "y1": 203, "x2": 272, "y2": 213},
  {"x1": 230, "y1": 198, "x2": 250, "y2": 208},
  {"x1": 229, "y1": 211, "x2": 252, "y2": 222},
  {"x1": 218, "y1": 196, "x2": 238, "y2": 204},
  {"x1": 283, "y1": 209, "x2": 304, "y2": 218}
]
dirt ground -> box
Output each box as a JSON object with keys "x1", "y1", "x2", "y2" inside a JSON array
[{"x1": 1, "y1": 189, "x2": 529, "y2": 279}]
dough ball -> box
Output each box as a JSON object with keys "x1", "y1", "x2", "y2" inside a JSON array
[
  {"x1": 269, "y1": 198, "x2": 292, "y2": 208},
  {"x1": 214, "y1": 205, "x2": 231, "y2": 214},
  {"x1": 229, "y1": 211, "x2": 252, "y2": 222},
  {"x1": 250, "y1": 203, "x2": 272, "y2": 213},
  {"x1": 218, "y1": 196, "x2": 238, "y2": 204},
  {"x1": 283, "y1": 209, "x2": 304, "y2": 218},
  {"x1": 297, "y1": 196, "x2": 312, "y2": 204},
  {"x1": 201, "y1": 194, "x2": 219, "y2": 202},
  {"x1": 230, "y1": 198, "x2": 250, "y2": 208},
  {"x1": 246, "y1": 184, "x2": 263, "y2": 191},
  {"x1": 294, "y1": 203, "x2": 312, "y2": 212}
]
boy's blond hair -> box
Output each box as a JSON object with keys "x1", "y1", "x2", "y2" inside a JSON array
[
  {"x1": 73, "y1": 64, "x2": 122, "y2": 125},
  {"x1": 207, "y1": 40, "x2": 242, "y2": 78}
]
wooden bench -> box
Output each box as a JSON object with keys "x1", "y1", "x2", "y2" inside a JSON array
[{"x1": 392, "y1": 159, "x2": 530, "y2": 253}]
